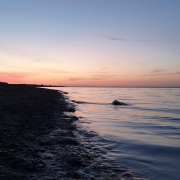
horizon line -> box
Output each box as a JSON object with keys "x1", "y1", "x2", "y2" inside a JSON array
[{"x1": 1, "y1": 82, "x2": 180, "y2": 88}]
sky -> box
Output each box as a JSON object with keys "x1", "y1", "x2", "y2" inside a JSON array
[{"x1": 0, "y1": 0, "x2": 180, "y2": 87}]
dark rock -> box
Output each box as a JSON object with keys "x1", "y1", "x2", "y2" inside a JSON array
[
  {"x1": 112, "y1": 100, "x2": 128, "y2": 105},
  {"x1": 66, "y1": 107, "x2": 76, "y2": 112},
  {"x1": 72, "y1": 116, "x2": 79, "y2": 120},
  {"x1": 72, "y1": 100, "x2": 81, "y2": 104}
]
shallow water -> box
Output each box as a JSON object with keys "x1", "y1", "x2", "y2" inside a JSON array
[{"x1": 48, "y1": 87, "x2": 180, "y2": 180}]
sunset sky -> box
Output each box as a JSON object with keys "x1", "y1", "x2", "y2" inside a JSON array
[{"x1": 0, "y1": 0, "x2": 180, "y2": 87}]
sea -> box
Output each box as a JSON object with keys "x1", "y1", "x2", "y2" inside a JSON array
[{"x1": 47, "y1": 87, "x2": 180, "y2": 180}]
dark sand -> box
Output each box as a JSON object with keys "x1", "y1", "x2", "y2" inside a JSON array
[{"x1": 0, "y1": 84, "x2": 140, "y2": 180}]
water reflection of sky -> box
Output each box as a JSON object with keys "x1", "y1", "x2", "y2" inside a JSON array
[
  {"x1": 46, "y1": 87, "x2": 180, "y2": 179},
  {"x1": 53, "y1": 87, "x2": 180, "y2": 148}
]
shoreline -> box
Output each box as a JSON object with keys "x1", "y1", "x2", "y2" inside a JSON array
[{"x1": 0, "y1": 84, "x2": 139, "y2": 180}]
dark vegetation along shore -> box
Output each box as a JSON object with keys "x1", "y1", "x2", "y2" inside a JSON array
[{"x1": 0, "y1": 83, "x2": 142, "y2": 180}]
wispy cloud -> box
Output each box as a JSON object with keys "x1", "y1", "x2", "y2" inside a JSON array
[
  {"x1": 167, "y1": 71, "x2": 180, "y2": 75},
  {"x1": 143, "y1": 70, "x2": 180, "y2": 77},
  {"x1": 69, "y1": 77, "x2": 83, "y2": 81},
  {"x1": 100, "y1": 35, "x2": 127, "y2": 41},
  {"x1": 123, "y1": 58, "x2": 147, "y2": 65},
  {"x1": 93, "y1": 34, "x2": 159, "y2": 43},
  {"x1": 91, "y1": 74, "x2": 116, "y2": 80},
  {"x1": 152, "y1": 69, "x2": 167, "y2": 73},
  {"x1": 68, "y1": 74, "x2": 116, "y2": 81}
]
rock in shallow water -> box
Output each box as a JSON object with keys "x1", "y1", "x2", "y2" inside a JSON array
[{"x1": 112, "y1": 100, "x2": 128, "y2": 105}]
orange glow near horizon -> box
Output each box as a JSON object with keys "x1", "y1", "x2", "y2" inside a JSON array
[{"x1": 1, "y1": 70, "x2": 180, "y2": 87}]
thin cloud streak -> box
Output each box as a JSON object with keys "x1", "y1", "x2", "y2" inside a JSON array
[
  {"x1": 143, "y1": 71, "x2": 180, "y2": 77},
  {"x1": 90, "y1": 74, "x2": 116, "y2": 80},
  {"x1": 37, "y1": 68, "x2": 71, "y2": 74},
  {"x1": 68, "y1": 74, "x2": 117, "y2": 82},
  {"x1": 69, "y1": 77, "x2": 83, "y2": 81},
  {"x1": 152, "y1": 69, "x2": 167, "y2": 73},
  {"x1": 167, "y1": 71, "x2": 180, "y2": 75},
  {"x1": 100, "y1": 35, "x2": 127, "y2": 41}
]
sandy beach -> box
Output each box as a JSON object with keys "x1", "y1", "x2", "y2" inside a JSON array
[{"x1": 0, "y1": 84, "x2": 139, "y2": 180}]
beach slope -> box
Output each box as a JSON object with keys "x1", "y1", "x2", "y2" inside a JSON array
[{"x1": 0, "y1": 84, "x2": 138, "y2": 180}]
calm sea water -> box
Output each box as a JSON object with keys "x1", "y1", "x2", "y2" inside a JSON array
[{"x1": 49, "y1": 87, "x2": 180, "y2": 180}]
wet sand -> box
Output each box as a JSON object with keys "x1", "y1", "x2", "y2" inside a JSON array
[{"x1": 0, "y1": 84, "x2": 140, "y2": 180}]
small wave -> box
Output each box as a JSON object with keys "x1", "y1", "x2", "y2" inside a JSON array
[
  {"x1": 72, "y1": 100, "x2": 107, "y2": 105},
  {"x1": 72, "y1": 100, "x2": 88, "y2": 104},
  {"x1": 148, "y1": 116, "x2": 180, "y2": 122},
  {"x1": 131, "y1": 106, "x2": 180, "y2": 115},
  {"x1": 72, "y1": 100, "x2": 129, "y2": 106}
]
